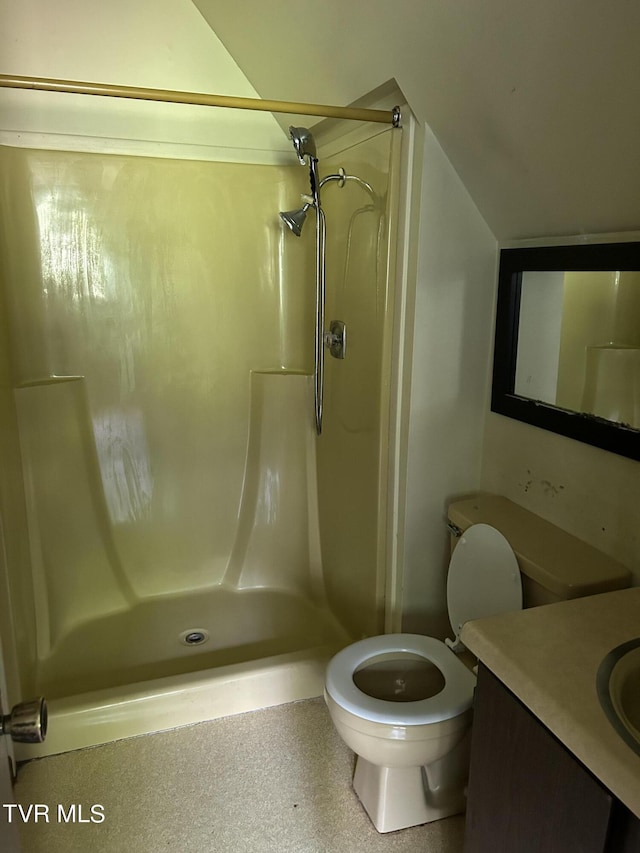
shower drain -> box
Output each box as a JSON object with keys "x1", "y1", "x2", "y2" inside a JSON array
[{"x1": 180, "y1": 628, "x2": 209, "y2": 647}]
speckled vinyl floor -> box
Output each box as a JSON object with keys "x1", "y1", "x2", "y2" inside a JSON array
[{"x1": 13, "y1": 697, "x2": 465, "y2": 853}]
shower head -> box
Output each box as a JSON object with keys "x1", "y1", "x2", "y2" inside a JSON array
[
  {"x1": 279, "y1": 203, "x2": 311, "y2": 237},
  {"x1": 289, "y1": 126, "x2": 317, "y2": 165}
]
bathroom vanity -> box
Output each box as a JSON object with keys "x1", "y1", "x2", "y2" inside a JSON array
[{"x1": 460, "y1": 587, "x2": 640, "y2": 853}]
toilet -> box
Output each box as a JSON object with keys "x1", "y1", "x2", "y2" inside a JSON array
[{"x1": 324, "y1": 494, "x2": 631, "y2": 834}]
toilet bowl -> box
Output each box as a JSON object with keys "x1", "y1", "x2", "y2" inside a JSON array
[
  {"x1": 324, "y1": 522, "x2": 522, "y2": 834},
  {"x1": 325, "y1": 634, "x2": 476, "y2": 832}
]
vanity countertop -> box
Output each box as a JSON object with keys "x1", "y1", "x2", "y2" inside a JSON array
[{"x1": 460, "y1": 586, "x2": 640, "y2": 819}]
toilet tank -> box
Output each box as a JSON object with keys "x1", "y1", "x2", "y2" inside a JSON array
[{"x1": 447, "y1": 494, "x2": 631, "y2": 607}]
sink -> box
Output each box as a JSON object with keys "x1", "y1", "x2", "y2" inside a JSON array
[{"x1": 597, "y1": 638, "x2": 640, "y2": 756}]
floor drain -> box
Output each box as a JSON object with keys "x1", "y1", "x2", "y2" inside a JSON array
[{"x1": 180, "y1": 629, "x2": 209, "y2": 647}]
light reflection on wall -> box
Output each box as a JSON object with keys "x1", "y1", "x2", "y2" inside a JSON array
[
  {"x1": 36, "y1": 193, "x2": 112, "y2": 305},
  {"x1": 92, "y1": 407, "x2": 154, "y2": 524}
]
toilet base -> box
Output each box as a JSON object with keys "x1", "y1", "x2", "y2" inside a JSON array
[{"x1": 352, "y1": 733, "x2": 470, "y2": 833}]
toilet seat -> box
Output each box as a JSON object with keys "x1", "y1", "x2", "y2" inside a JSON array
[{"x1": 325, "y1": 634, "x2": 476, "y2": 726}]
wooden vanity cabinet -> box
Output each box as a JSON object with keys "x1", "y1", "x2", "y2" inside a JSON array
[{"x1": 464, "y1": 664, "x2": 640, "y2": 853}]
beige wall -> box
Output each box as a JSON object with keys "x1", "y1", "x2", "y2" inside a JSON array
[{"x1": 481, "y1": 413, "x2": 640, "y2": 585}]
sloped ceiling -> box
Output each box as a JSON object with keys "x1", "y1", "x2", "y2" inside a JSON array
[{"x1": 194, "y1": 0, "x2": 640, "y2": 241}]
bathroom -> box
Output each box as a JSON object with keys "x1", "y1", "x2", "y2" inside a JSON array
[{"x1": 1, "y1": 1, "x2": 639, "y2": 851}]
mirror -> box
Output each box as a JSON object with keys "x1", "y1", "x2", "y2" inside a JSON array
[{"x1": 491, "y1": 242, "x2": 640, "y2": 461}]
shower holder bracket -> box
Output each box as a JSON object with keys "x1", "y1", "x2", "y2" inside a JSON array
[{"x1": 324, "y1": 320, "x2": 346, "y2": 359}]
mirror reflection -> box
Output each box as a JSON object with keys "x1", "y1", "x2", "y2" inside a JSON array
[{"x1": 515, "y1": 270, "x2": 640, "y2": 428}]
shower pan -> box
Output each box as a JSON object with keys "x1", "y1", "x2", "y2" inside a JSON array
[{"x1": 0, "y1": 121, "x2": 400, "y2": 758}]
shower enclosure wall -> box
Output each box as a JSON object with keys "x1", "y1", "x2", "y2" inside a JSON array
[{"x1": 0, "y1": 120, "x2": 400, "y2": 757}]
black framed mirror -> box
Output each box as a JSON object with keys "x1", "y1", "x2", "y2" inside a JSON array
[{"x1": 491, "y1": 241, "x2": 640, "y2": 461}]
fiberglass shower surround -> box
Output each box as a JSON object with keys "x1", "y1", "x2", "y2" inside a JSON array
[
  {"x1": 0, "y1": 75, "x2": 400, "y2": 759},
  {"x1": 280, "y1": 125, "x2": 383, "y2": 435}
]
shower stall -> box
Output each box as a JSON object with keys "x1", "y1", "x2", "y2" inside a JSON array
[{"x1": 0, "y1": 97, "x2": 403, "y2": 757}]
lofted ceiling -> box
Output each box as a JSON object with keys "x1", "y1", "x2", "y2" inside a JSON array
[{"x1": 193, "y1": 0, "x2": 640, "y2": 241}]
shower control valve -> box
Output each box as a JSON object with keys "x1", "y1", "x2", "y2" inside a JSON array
[{"x1": 324, "y1": 320, "x2": 346, "y2": 360}]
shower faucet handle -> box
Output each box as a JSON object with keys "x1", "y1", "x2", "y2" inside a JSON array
[{"x1": 324, "y1": 320, "x2": 346, "y2": 360}]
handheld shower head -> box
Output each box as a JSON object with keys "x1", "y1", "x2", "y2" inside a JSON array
[{"x1": 289, "y1": 126, "x2": 317, "y2": 164}]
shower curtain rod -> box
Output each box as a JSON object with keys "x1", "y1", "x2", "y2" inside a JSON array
[{"x1": 0, "y1": 74, "x2": 401, "y2": 126}]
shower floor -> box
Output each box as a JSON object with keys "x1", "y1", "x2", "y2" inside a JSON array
[{"x1": 36, "y1": 586, "x2": 350, "y2": 700}]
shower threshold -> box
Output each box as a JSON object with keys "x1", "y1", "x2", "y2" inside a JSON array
[{"x1": 17, "y1": 645, "x2": 340, "y2": 760}]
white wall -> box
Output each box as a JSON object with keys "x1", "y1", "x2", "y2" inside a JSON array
[
  {"x1": 0, "y1": 0, "x2": 288, "y2": 160},
  {"x1": 401, "y1": 126, "x2": 497, "y2": 635}
]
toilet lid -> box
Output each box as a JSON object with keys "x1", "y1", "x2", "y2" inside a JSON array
[{"x1": 447, "y1": 523, "x2": 522, "y2": 642}]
